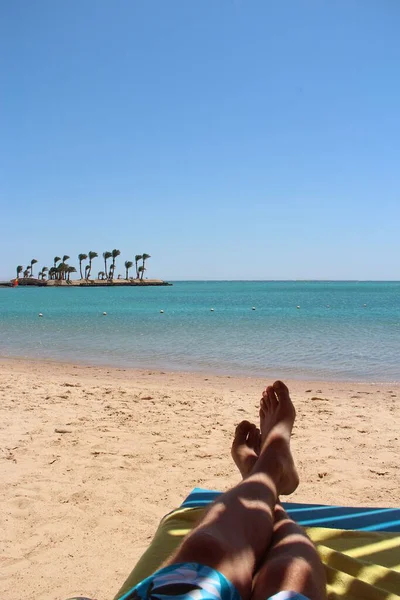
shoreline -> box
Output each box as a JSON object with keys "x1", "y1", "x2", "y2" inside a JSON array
[
  {"x1": 0, "y1": 278, "x2": 172, "y2": 287},
  {"x1": 1, "y1": 357, "x2": 399, "y2": 599},
  {"x1": 1, "y1": 354, "x2": 399, "y2": 385},
  {"x1": 1, "y1": 353, "x2": 398, "y2": 384}
]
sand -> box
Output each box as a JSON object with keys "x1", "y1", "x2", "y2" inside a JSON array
[{"x1": 1, "y1": 357, "x2": 399, "y2": 600}]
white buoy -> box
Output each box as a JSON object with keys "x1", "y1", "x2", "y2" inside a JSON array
[
  {"x1": 160, "y1": 309, "x2": 164, "y2": 313},
  {"x1": 363, "y1": 304, "x2": 367, "y2": 307},
  {"x1": 210, "y1": 308, "x2": 214, "y2": 312},
  {"x1": 327, "y1": 305, "x2": 330, "y2": 308},
  {"x1": 103, "y1": 312, "x2": 107, "y2": 315},
  {"x1": 296, "y1": 306, "x2": 300, "y2": 309},
  {"x1": 252, "y1": 307, "x2": 256, "y2": 310},
  {"x1": 38, "y1": 313, "x2": 43, "y2": 317}
]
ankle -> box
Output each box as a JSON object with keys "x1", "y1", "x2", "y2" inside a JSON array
[{"x1": 251, "y1": 440, "x2": 287, "y2": 478}]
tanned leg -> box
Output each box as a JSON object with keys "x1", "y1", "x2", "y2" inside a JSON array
[
  {"x1": 251, "y1": 504, "x2": 326, "y2": 600},
  {"x1": 231, "y1": 385, "x2": 326, "y2": 600},
  {"x1": 165, "y1": 381, "x2": 298, "y2": 600}
]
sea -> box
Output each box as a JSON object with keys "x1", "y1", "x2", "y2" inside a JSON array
[{"x1": 0, "y1": 281, "x2": 399, "y2": 382}]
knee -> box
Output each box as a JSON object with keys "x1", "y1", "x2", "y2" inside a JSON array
[
  {"x1": 174, "y1": 528, "x2": 234, "y2": 569},
  {"x1": 253, "y1": 555, "x2": 326, "y2": 600},
  {"x1": 273, "y1": 554, "x2": 314, "y2": 582}
]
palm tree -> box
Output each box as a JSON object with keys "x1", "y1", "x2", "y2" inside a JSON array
[
  {"x1": 39, "y1": 266, "x2": 49, "y2": 280},
  {"x1": 87, "y1": 251, "x2": 98, "y2": 279},
  {"x1": 135, "y1": 255, "x2": 142, "y2": 279},
  {"x1": 54, "y1": 256, "x2": 61, "y2": 268},
  {"x1": 142, "y1": 254, "x2": 151, "y2": 278},
  {"x1": 48, "y1": 267, "x2": 56, "y2": 280},
  {"x1": 63, "y1": 255, "x2": 70, "y2": 264},
  {"x1": 57, "y1": 262, "x2": 68, "y2": 280},
  {"x1": 23, "y1": 268, "x2": 29, "y2": 278},
  {"x1": 66, "y1": 266, "x2": 76, "y2": 282},
  {"x1": 103, "y1": 251, "x2": 112, "y2": 278},
  {"x1": 16, "y1": 265, "x2": 23, "y2": 278},
  {"x1": 124, "y1": 260, "x2": 133, "y2": 280},
  {"x1": 78, "y1": 253, "x2": 88, "y2": 279},
  {"x1": 110, "y1": 249, "x2": 121, "y2": 280},
  {"x1": 30, "y1": 259, "x2": 38, "y2": 277},
  {"x1": 138, "y1": 265, "x2": 145, "y2": 280},
  {"x1": 98, "y1": 271, "x2": 105, "y2": 280},
  {"x1": 85, "y1": 264, "x2": 91, "y2": 280}
]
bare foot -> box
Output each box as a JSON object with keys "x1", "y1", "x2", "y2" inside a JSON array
[
  {"x1": 231, "y1": 420, "x2": 261, "y2": 478},
  {"x1": 254, "y1": 380, "x2": 299, "y2": 496}
]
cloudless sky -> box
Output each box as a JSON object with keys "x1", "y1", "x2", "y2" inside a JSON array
[{"x1": 1, "y1": 0, "x2": 399, "y2": 280}]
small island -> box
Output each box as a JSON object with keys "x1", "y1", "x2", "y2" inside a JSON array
[{"x1": 1, "y1": 250, "x2": 172, "y2": 287}]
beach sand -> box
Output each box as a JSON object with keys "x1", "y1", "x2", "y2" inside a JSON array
[{"x1": 1, "y1": 357, "x2": 399, "y2": 600}]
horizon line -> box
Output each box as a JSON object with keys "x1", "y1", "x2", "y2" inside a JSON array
[{"x1": 1, "y1": 277, "x2": 399, "y2": 284}]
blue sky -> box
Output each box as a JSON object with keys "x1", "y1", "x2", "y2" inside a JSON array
[{"x1": 1, "y1": 1, "x2": 399, "y2": 280}]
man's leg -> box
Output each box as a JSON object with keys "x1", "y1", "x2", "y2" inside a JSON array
[
  {"x1": 230, "y1": 403, "x2": 326, "y2": 600},
  {"x1": 164, "y1": 381, "x2": 299, "y2": 600},
  {"x1": 250, "y1": 504, "x2": 326, "y2": 600}
]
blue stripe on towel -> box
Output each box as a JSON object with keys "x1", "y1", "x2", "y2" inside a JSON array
[{"x1": 181, "y1": 488, "x2": 400, "y2": 533}]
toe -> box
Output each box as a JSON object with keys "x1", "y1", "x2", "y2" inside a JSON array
[
  {"x1": 255, "y1": 427, "x2": 261, "y2": 454},
  {"x1": 273, "y1": 380, "x2": 289, "y2": 396},
  {"x1": 233, "y1": 420, "x2": 252, "y2": 446},
  {"x1": 272, "y1": 380, "x2": 296, "y2": 423},
  {"x1": 273, "y1": 380, "x2": 290, "y2": 405},
  {"x1": 259, "y1": 407, "x2": 264, "y2": 429},
  {"x1": 267, "y1": 385, "x2": 278, "y2": 410},
  {"x1": 247, "y1": 424, "x2": 258, "y2": 450},
  {"x1": 260, "y1": 395, "x2": 269, "y2": 421}
]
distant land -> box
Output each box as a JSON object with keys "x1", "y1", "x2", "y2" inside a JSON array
[
  {"x1": 1, "y1": 250, "x2": 171, "y2": 287},
  {"x1": 0, "y1": 278, "x2": 171, "y2": 288}
]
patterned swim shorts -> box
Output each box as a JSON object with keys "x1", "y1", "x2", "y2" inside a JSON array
[{"x1": 118, "y1": 562, "x2": 310, "y2": 600}]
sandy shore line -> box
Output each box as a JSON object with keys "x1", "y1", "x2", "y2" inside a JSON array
[{"x1": 1, "y1": 357, "x2": 399, "y2": 599}]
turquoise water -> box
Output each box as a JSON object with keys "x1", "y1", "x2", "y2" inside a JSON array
[{"x1": 0, "y1": 281, "x2": 399, "y2": 381}]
